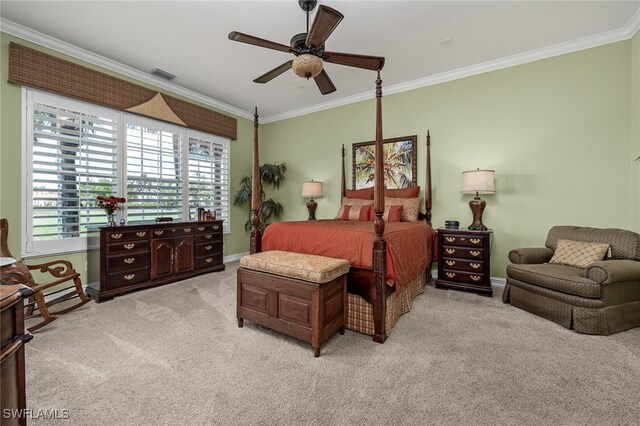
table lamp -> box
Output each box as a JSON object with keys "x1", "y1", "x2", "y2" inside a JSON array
[
  {"x1": 301, "y1": 181, "x2": 323, "y2": 220},
  {"x1": 461, "y1": 169, "x2": 495, "y2": 231}
]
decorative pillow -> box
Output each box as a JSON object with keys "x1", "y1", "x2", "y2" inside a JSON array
[
  {"x1": 341, "y1": 205, "x2": 371, "y2": 221},
  {"x1": 385, "y1": 186, "x2": 420, "y2": 198},
  {"x1": 335, "y1": 197, "x2": 373, "y2": 219},
  {"x1": 385, "y1": 197, "x2": 422, "y2": 222},
  {"x1": 549, "y1": 239, "x2": 610, "y2": 268},
  {"x1": 345, "y1": 188, "x2": 374, "y2": 200},
  {"x1": 369, "y1": 205, "x2": 403, "y2": 222}
]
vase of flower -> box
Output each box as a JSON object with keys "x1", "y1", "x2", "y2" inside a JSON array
[{"x1": 97, "y1": 195, "x2": 126, "y2": 226}]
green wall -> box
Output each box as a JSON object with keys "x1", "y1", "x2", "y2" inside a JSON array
[
  {"x1": 0, "y1": 33, "x2": 253, "y2": 285},
  {"x1": 632, "y1": 30, "x2": 640, "y2": 232},
  {"x1": 262, "y1": 40, "x2": 635, "y2": 278}
]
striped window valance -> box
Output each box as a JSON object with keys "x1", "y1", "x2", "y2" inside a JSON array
[{"x1": 8, "y1": 42, "x2": 237, "y2": 140}]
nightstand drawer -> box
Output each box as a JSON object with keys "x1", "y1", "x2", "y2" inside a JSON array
[
  {"x1": 441, "y1": 234, "x2": 485, "y2": 247},
  {"x1": 441, "y1": 247, "x2": 484, "y2": 260},
  {"x1": 441, "y1": 270, "x2": 487, "y2": 286},
  {"x1": 442, "y1": 258, "x2": 484, "y2": 273}
]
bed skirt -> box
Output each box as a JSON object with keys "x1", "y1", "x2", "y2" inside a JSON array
[{"x1": 346, "y1": 270, "x2": 429, "y2": 335}]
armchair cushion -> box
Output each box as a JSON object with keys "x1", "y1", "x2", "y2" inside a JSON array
[
  {"x1": 545, "y1": 226, "x2": 640, "y2": 261},
  {"x1": 586, "y1": 259, "x2": 640, "y2": 284},
  {"x1": 508, "y1": 247, "x2": 554, "y2": 264},
  {"x1": 506, "y1": 263, "x2": 601, "y2": 298},
  {"x1": 548, "y1": 239, "x2": 609, "y2": 268}
]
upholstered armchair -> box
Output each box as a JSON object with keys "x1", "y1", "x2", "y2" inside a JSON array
[{"x1": 503, "y1": 226, "x2": 640, "y2": 335}]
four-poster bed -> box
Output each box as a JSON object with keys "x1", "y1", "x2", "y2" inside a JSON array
[{"x1": 248, "y1": 71, "x2": 435, "y2": 343}]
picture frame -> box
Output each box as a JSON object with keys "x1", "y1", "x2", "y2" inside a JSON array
[{"x1": 352, "y1": 135, "x2": 417, "y2": 189}]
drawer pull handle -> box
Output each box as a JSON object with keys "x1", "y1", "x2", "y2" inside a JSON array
[
  {"x1": 154, "y1": 230, "x2": 164, "y2": 236},
  {"x1": 470, "y1": 251, "x2": 481, "y2": 257},
  {"x1": 460, "y1": 237, "x2": 466, "y2": 241},
  {"x1": 124, "y1": 258, "x2": 135, "y2": 264},
  {"x1": 445, "y1": 272, "x2": 456, "y2": 278},
  {"x1": 445, "y1": 237, "x2": 455, "y2": 243},
  {"x1": 111, "y1": 233, "x2": 122, "y2": 239},
  {"x1": 213, "y1": 225, "x2": 220, "y2": 230},
  {"x1": 471, "y1": 275, "x2": 481, "y2": 281},
  {"x1": 205, "y1": 234, "x2": 212, "y2": 239},
  {"x1": 198, "y1": 227, "x2": 205, "y2": 231},
  {"x1": 205, "y1": 245, "x2": 212, "y2": 250},
  {"x1": 470, "y1": 238, "x2": 481, "y2": 244},
  {"x1": 205, "y1": 258, "x2": 213, "y2": 263},
  {"x1": 471, "y1": 263, "x2": 481, "y2": 269},
  {"x1": 124, "y1": 243, "x2": 135, "y2": 250},
  {"x1": 183, "y1": 228, "x2": 191, "y2": 233},
  {"x1": 445, "y1": 248, "x2": 455, "y2": 255},
  {"x1": 136, "y1": 231, "x2": 146, "y2": 237},
  {"x1": 124, "y1": 274, "x2": 135, "y2": 280},
  {"x1": 445, "y1": 260, "x2": 455, "y2": 266}
]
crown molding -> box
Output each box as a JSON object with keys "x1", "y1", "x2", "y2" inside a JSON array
[
  {"x1": 262, "y1": 11, "x2": 640, "y2": 123},
  {"x1": 0, "y1": 18, "x2": 254, "y2": 121}
]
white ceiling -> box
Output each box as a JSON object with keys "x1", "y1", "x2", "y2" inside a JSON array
[{"x1": 2, "y1": 1, "x2": 639, "y2": 121}]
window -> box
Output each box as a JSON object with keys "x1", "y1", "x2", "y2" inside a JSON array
[{"x1": 23, "y1": 90, "x2": 231, "y2": 257}]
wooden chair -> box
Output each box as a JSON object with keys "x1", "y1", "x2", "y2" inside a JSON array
[{"x1": 0, "y1": 218, "x2": 91, "y2": 331}]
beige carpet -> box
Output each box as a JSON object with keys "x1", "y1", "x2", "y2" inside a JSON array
[{"x1": 24, "y1": 262, "x2": 640, "y2": 425}]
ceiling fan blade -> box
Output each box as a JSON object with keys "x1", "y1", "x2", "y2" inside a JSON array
[
  {"x1": 323, "y1": 51, "x2": 385, "y2": 71},
  {"x1": 253, "y1": 60, "x2": 293, "y2": 84},
  {"x1": 305, "y1": 5, "x2": 344, "y2": 49},
  {"x1": 314, "y1": 69, "x2": 337, "y2": 95},
  {"x1": 228, "y1": 31, "x2": 292, "y2": 53}
]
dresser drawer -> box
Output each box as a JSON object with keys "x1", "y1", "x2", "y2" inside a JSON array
[
  {"x1": 442, "y1": 258, "x2": 485, "y2": 273},
  {"x1": 441, "y1": 234, "x2": 485, "y2": 248},
  {"x1": 441, "y1": 247, "x2": 484, "y2": 260},
  {"x1": 107, "y1": 252, "x2": 150, "y2": 272},
  {"x1": 195, "y1": 223, "x2": 222, "y2": 234},
  {"x1": 195, "y1": 254, "x2": 223, "y2": 270},
  {"x1": 107, "y1": 267, "x2": 149, "y2": 289},
  {"x1": 106, "y1": 229, "x2": 149, "y2": 243},
  {"x1": 195, "y1": 241, "x2": 222, "y2": 256},
  {"x1": 172, "y1": 226, "x2": 195, "y2": 236},
  {"x1": 107, "y1": 241, "x2": 149, "y2": 254},
  {"x1": 195, "y1": 233, "x2": 221, "y2": 243},
  {"x1": 440, "y1": 270, "x2": 487, "y2": 286}
]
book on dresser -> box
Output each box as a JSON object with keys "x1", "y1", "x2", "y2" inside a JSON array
[
  {"x1": 87, "y1": 220, "x2": 225, "y2": 302},
  {"x1": 435, "y1": 227, "x2": 493, "y2": 297}
]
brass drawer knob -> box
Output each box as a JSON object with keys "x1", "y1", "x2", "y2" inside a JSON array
[
  {"x1": 124, "y1": 258, "x2": 135, "y2": 264},
  {"x1": 183, "y1": 228, "x2": 191, "y2": 233},
  {"x1": 205, "y1": 258, "x2": 213, "y2": 263},
  {"x1": 470, "y1": 251, "x2": 480, "y2": 257},
  {"x1": 205, "y1": 234, "x2": 212, "y2": 239},
  {"x1": 470, "y1": 238, "x2": 481, "y2": 244},
  {"x1": 445, "y1": 237, "x2": 455, "y2": 243},
  {"x1": 470, "y1": 263, "x2": 481, "y2": 269},
  {"x1": 459, "y1": 237, "x2": 466, "y2": 241},
  {"x1": 445, "y1": 272, "x2": 456, "y2": 278},
  {"x1": 154, "y1": 230, "x2": 164, "y2": 236},
  {"x1": 124, "y1": 243, "x2": 135, "y2": 250},
  {"x1": 471, "y1": 275, "x2": 481, "y2": 281},
  {"x1": 213, "y1": 225, "x2": 220, "y2": 230},
  {"x1": 445, "y1": 260, "x2": 455, "y2": 266},
  {"x1": 124, "y1": 274, "x2": 135, "y2": 280},
  {"x1": 136, "y1": 231, "x2": 146, "y2": 237},
  {"x1": 205, "y1": 245, "x2": 212, "y2": 250},
  {"x1": 111, "y1": 233, "x2": 122, "y2": 239},
  {"x1": 198, "y1": 226, "x2": 205, "y2": 231},
  {"x1": 445, "y1": 248, "x2": 455, "y2": 255}
]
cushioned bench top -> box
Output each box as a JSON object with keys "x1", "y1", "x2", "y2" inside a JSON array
[{"x1": 240, "y1": 250, "x2": 350, "y2": 284}]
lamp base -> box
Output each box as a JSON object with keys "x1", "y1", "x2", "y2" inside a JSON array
[
  {"x1": 468, "y1": 196, "x2": 488, "y2": 231},
  {"x1": 306, "y1": 199, "x2": 317, "y2": 220}
]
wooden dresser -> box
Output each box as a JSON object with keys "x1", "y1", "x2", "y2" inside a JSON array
[
  {"x1": 87, "y1": 220, "x2": 225, "y2": 302},
  {"x1": 1, "y1": 284, "x2": 34, "y2": 426},
  {"x1": 435, "y1": 227, "x2": 493, "y2": 296}
]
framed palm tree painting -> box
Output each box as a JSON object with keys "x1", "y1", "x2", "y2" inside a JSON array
[{"x1": 352, "y1": 135, "x2": 417, "y2": 189}]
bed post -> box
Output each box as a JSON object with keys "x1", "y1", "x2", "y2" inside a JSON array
[
  {"x1": 372, "y1": 70, "x2": 387, "y2": 344},
  {"x1": 250, "y1": 107, "x2": 261, "y2": 254},
  {"x1": 341, "y1": 144, "x2": 346, "y2": 198},
  {"x1": 425, "y1": 130, "x2": 432, "y2": 227}
]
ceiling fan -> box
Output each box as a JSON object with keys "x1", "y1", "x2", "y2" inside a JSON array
[{"x1": 228, "y1": 0, "x2": 385, "y2": 95}]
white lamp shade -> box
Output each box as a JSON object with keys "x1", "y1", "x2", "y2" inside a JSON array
[
  {"x1": 301, "y1": 181, "x2": 323, "y2": 198},
  {"x1": 461, "y1": 170, "x2": 496, "y2": 194}
]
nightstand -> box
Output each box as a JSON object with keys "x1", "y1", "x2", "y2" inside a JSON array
[{"x1": 436, "y1": 227, "x2": 493, "y2": 297}]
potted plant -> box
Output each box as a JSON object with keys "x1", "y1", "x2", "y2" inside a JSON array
[{"x1": 233, "y1": 163, "x2": 286, "y2": 232}]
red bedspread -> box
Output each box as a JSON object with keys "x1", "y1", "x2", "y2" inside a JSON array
[{"x1": 262, "y1": 220, "x2": 437, "y2": 288}]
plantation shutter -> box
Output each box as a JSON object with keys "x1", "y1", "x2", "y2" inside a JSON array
[
  {"x1": 187, "y1": 131, "x2": 230, "y2": 232},
  {"x1": 26, "y1": 93, "x2": 118, "y2": 254},
  {"x1": 125, "y1": 117, "x2": 183, "y2": 222}
]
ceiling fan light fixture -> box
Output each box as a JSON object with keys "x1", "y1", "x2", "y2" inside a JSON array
[{"x1": 292, "y1": 53, "x2": 323, "y2": 79}]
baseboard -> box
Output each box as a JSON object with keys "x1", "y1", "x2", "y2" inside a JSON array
[
  {"x1": 224, "y1": 251, "x2": 248, "y2": 263},
  {"x1": 431, "y1": 269, "x2": 506, "y2": 288}
]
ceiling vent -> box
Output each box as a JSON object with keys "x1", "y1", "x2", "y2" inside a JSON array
[{"x1": 151, "y1": 68, "x2": 176, "y2": 81}]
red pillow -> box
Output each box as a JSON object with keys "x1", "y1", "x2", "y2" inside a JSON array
[
  {"x1": 385, "y1": 186, "x2": 420, "y2": 198},
  {"x1": 342, "y1": 205, "x2": 371, "y2": 221},
  {"x1": 345, "y1": 188, "x2": 374, "y2": 200},
  {"x1": 387, "y1": 205, "x2": 403, "y2": 222}
]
